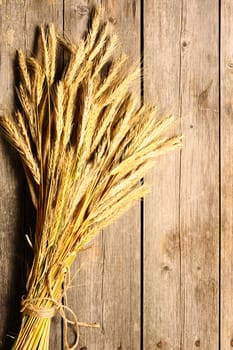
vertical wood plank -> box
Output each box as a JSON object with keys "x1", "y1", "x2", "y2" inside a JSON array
[
  {"x1": 0, "y1": 1, "x2": 63, "y2": 348},
  {"x1": 143, "y1": 1, "x2": 182, "y2": 349},
  {"x1": 221, "y1": 1, "x2": 233, "y2": 349},
  {"x1": 179, "y1": 1, "x2": 219, "y2": 349},
  {"x1": 64, "y1": 1, "x2": 141, "y2": 349},
  {"x1": 100, "y1": 2, "x2": 141, "y2": 349},
  {"x1": 144, "y1": 0, "x2": 219, "y2": 349},
  {"x1": 63, "y1": 4, "x2": 100, "y2": 349},
  {"x1": 22, "y1": 2, "x2": 64, "y2": 348},
  {"x1": 0, "y1": 2, "x2": 31, "y2": 348}
]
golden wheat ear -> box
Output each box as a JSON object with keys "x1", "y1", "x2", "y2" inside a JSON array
[{"x1": 1, "y1": 6, "x2": 182, "y2": 350}]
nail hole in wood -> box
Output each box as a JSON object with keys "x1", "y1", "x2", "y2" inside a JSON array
[
  {"x1": 76, "y1": 5, "x2": 89, "y2": 16},
  {"x1": 157, "y1": 341, "x2": 162, "y2": 348},
  {"x1": 195, "y1": 339, "x2": 200, "y2": 347},
  {"x1": 109, "y1": 16, "x2": 117, "y2": 25},
  {"x1": 163, "y1": 265, "x2": 170, "y2": 271}
]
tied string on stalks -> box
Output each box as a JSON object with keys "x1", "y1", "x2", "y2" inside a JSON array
[
  {"x1": 20, "y1": 264, "x2": 100, "y2": 349},
  {"x1": 21, "y1": 297, "x2": 100, "y2": 350},
  {"x1": 1, "y1": 6, "x2": 182, "y2": 350}
]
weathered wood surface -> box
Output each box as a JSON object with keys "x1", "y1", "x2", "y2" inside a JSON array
[
  {"x1": 221, "y1": 1, "x2": 233, "y2": 349},
  {"x1": 64, "y1": 1, "x2": 141, "y2": 349},
  {"x1": 0, "y1": 1, "x2": 230, "y2": 350},
  {"x1": 179, "y1": 2, "x2": 219, "y2": 348},
  {"x1": 145, "y1": 1, "x2": 219, "y2": 350},
  {"x1": 0, "y1": 1, "x2": 63, "y2": 349},
  {"x1": 0, "y1": 3, "x2": 24, "y2": 347},
  {"x1": 143, "y1": 1, "x2": 182, "y2": 349}
]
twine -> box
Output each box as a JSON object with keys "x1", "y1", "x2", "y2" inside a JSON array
[
  {"x1": 21, "y1": 297, "x2": 100, "y2": 350},
  {"x1": 21, "y1": 302, "x2": 56, "y2": 318}
]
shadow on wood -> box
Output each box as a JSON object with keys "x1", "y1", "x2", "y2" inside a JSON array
[{"x1": 0, "y1": 134, "x2": 35, "y2": 350}]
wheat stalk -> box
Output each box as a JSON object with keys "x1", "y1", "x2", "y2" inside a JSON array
[{"x1": 0, "y1": 6, "x2": 182, "y2": 350}]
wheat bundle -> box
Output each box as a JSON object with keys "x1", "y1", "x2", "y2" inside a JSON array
[{"x1": 1, "y1": 7, "x2": 181, "y2": 350}]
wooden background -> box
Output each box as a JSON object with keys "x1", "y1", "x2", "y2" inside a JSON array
[{"x1": 0, "y1": 0, "x2": 231, "y2": 349}]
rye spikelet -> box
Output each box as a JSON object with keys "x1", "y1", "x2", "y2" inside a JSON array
[{"x1": 0, "y1": 7, "x2": 181, "y2": 350}]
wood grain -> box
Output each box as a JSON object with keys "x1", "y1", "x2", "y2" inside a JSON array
[
  {"x1": 64, "y1": 1, "x2": 141, "y2": 348},
  {"x1": 179, "y1": 1, "x2": 219, "y2": 349},
  {"x1": 0, "y1": 2, "x2": 31, "y2": 348},
  {"x1": 0, "y1": 1, "x2": 228, "y2": 349},
  {"x1": 0, "y1": 1, "x2": 63, "y2": 349},
  {"x1": 100, "y1": 2, "x2": 141, "y2": 349},
  {"x1": 63, "y1": 3, "x2": 101, "y2": 349},
  {"x1": 144, "y1": 0, "x2": 219, "y2": 349},
  {"x1": 23, "y1": 3, "x2": 63, "y2": 348},
  {"x1": 221, "y1": 1, "x2": 233, "y2": 349},
  {"x1": 143, "y1": 1, "x2": 182, "y2": 349}
]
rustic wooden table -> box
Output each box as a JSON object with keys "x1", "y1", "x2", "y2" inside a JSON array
[{"x1": 0, "y1": 1, "x2": 230, "y2": 349}]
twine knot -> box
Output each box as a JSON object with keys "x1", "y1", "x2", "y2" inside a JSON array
[
  {"x1": 21, "y1": 297, "x2": 100, "y2": 350},
  {"x1": 21, "y1": 301, "x2": 56, "y2": 318}
]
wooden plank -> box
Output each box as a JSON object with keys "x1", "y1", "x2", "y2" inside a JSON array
[
  {"x1": 0, "y1": 2, "x2": 31, "y2": 348},
  {"x1": 100, "y1": 2, "x2": 141, "y2": 349},
  {"x1": 221, "y1": 1, "x2": 233, "y2": 349},
  {"x1": 0, "y1": 1, "x2": 63, "y2": 348},
  {"x1": 144, "y1": 0, "x2": 219, "y2": 349},
  {"x1": 64, "y1": 1, "x2": 141, "y2": 349},
  {"x1": 143, "y1": 1, "x2": 182, "y2": 349},
  {"x1": 63, "y1": 5, "x2": 99, "y2": 350},
  {"x1": 22, "y1": 2, "x2": 63, "y2": 348},
  {"x1": 178, "y1": 1, "x2": 219, "y2": 349}
]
